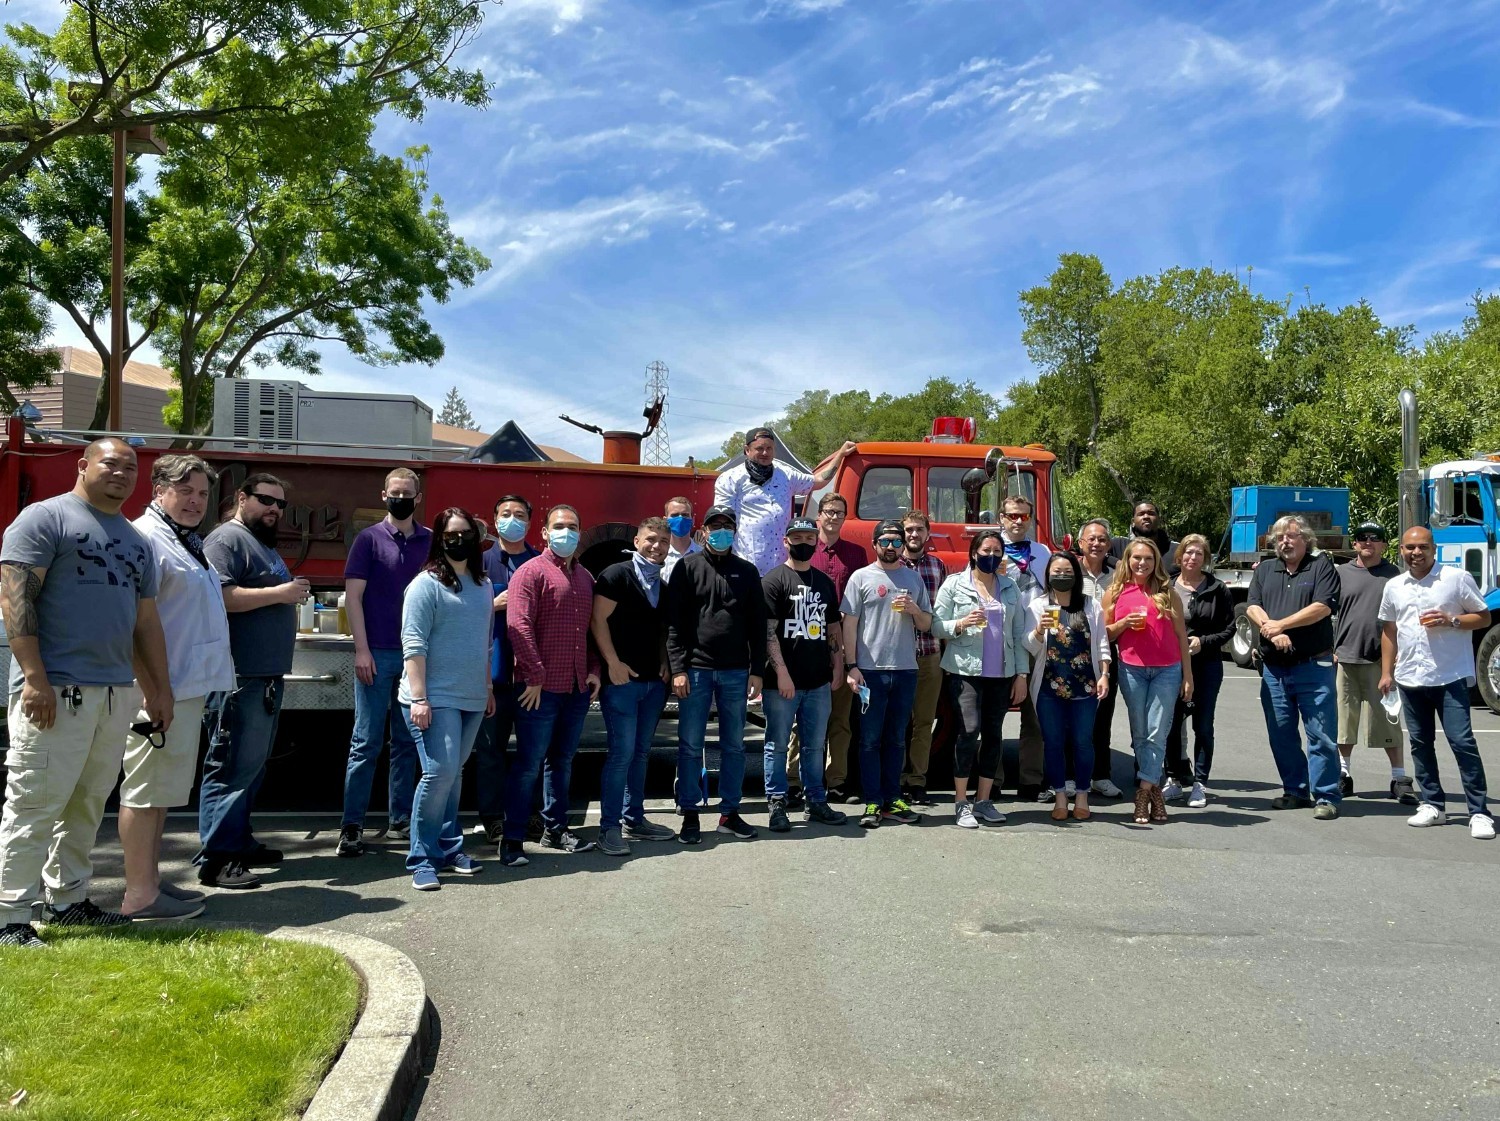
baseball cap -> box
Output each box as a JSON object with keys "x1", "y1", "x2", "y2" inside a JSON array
[
  {"x1": 873, "y1": 519, "x2": 905, "y2": 543},
  {"x1": 1352, "y1": 521, "x2": 1387, "y2": 541},
  {"x1": 703, "y1": 504, "x2": 737, "y2": 526},
  {"x1": 786, "y1": 517, "x2": 817, "y2": 533}
]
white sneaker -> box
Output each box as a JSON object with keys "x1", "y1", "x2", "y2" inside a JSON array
[
  {"x1": 973, "y1": 799, "x2": 1006, "y2": 824},
  {"x1": 1063, "y1": 780, "x2": 1077, "y2": 798},
  {"x1": 1091, "y1": 778, "x2": 1122, "y2": 798},
  {"x1": 1187, "y1": 782, "x2": 1207, "y2": 808},
  {"x1": 1161, "y1": 778, "x2": 1184, "y2": 801},
  {"x1": 1407, "y1": 804, "x2": 1445, "y2": 828},
  {"x1": 954, "y1": 801, "x2": 978, "y2": 829},
  {"x1": 1470, "y1": 814, "x2": 1496, "y2": 839}
]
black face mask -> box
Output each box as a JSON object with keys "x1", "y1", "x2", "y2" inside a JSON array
[
  {"x1": 442, "y1": 542, "x2": 470, "y2": 562},
  {"x1": 1049, "y1": 571, "x2": 1077, "y2": 592},
  {"x1": 788, "y1": 542, "x2": 816, "y2": 563},
  {"x1": 746, "y1": 460, "x2": 774, "y2": 486},
  {"x1": 386, "y1": 496, "x2": 416, "y2": 520}
]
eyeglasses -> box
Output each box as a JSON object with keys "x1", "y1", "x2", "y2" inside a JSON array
[
  {"x1": 876, "y1": 537, "x2": 903, "y2": 548},
  {"x1": 249, "y1": 493, "x2": 287, "y2": 509},
  {"x1": 819, "y1": 509, "x2": 846, "y2": 519}
]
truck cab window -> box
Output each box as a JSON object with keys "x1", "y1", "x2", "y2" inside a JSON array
[
  {"x1": 857, "y1": 466, "x2": 913, "y2": 522},
  {"x1": 927, "y1": 466, "x2": 994, "y2": 524}
]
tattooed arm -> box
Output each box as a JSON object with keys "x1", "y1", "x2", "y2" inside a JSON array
[{"x1": 1, "y1": 560, "x2": 55, "y2": 729}]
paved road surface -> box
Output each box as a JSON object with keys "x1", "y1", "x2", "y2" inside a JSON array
[{"x1": 93, "y1": 667, "x2": 1500, "y2": 1121}]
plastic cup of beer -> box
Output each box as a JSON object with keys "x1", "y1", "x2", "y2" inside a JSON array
[
  {"x1": 1130, "y1": 610, "x2": 1147, "y2": 631},
  {"x1": 891, "y1": 590, "x2": 907, "y2": 613},
  {"x1": 1043, "y1": 604, "x2": 1061, "y2": 632}
]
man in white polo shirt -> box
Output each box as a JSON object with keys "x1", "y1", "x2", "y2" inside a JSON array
[{"x1": 1377, "y1": 527, "x2": 1493, "y2": 838}]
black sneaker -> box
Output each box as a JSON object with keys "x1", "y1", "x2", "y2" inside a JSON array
[
  {"x1": 767, "y1": 798, "x2": 791, "y2": 833},
  {"x1": 679, "y1": 812, "x2": 703, "y2": 845},
  {"x1": 785, "y1": 788, "x2": 806, "y2": 811},
  {"x1": 805, "y1": 800, "x2": 848, "y2": 826},
  {"x1": 1391, "y1": 777, "x2": 1419, "y2": 805},
  {"x1": 40, "y1": 899, "x2": 129, "y2": 928},
  {"x1": 1340, "y1": 772, "x2": 1354, "y2": 796},
  {"x1": 525, "y1": 812, "x2": 546, "y2": 843},
  {"x1": 241, "y1": 845, "x2": 283, "y2": 867},
  {"x1": 906, "y1": 785, "x2": 933, "y2": 807},
  {"x1": 1270, "y1": 794, "x2": 1316, "y2": 810},
  {"x1": 198, "y1": 860, "x2": 262, "y2": 889},
  {"x1": 717, "y1": 813, "x2": 758, "y2": 840},
  {"x1": 387, "y1": 820, "x2": 412, "y2": 841},
  {"x1": 827, "y1": 785, "x2": 854, "y2": 805},
  {"x1": 858, "y1": 803, "x2": 881, "y2": 828},
  {"x1": 0, "y1": 922, "x2": 46, "y2": 948},
  {"x1": 480, "y1": 817, "x2": 505, "y2": 845},
  {"x1": 881, "y1": 800, "x2": 920, "y2": 825},
  {"x1": 539, "y1": 828, "x2": 597, "y2": 853},
  {"x1": 499, "y1": 840, "x2": 529, "y2": 867},
  {"x1": 336, "y1": 825, "x2": 365, "y2": 858}
]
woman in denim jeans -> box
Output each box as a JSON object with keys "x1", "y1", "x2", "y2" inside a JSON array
[
  {"x1": 1024, "y1": 552, "x2": 1112, "y2": 822},
  {"x1": 1102, "y1": 540, "x2": 1193, "y2": 824},
  {"x1": 929, "y1": 530, "x2": 1030, "y2": 829},
  {"x1": 400, "y1": 508, "x2": 495, "y2": 891}
]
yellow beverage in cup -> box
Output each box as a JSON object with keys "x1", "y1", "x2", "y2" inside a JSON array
[
  {"x1": 1044, "y1": 604, "x2": 1061, "y2": 632},
  {"x1": 890, "y1": 589, "x2": 905, "y2": 612},
  {"x1": 1130, "y1": 611, "x2": 1147, "y2": 630}
]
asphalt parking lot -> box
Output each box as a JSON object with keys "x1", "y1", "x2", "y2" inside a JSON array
[{"x1": 94, "y1": 665, "x2": 1500, "y2": 1121}]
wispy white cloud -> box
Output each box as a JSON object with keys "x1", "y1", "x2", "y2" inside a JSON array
[
  {"x1": 1169, "y1": 29, "x2": 1347, "y2": 116},
  {"x1": 514, "y1": 122, "x2": 806, "y2": 163},
  {"x1": 500, "y1": 0, "x2": 594, "y2": 33},
  {"x1": 759, "y1": 0, "x2": 848, "y2": 19},
  {"x1": 827, "y1": 187, "x2": 879, "y2": 211}
]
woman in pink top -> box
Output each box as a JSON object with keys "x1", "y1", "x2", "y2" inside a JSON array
[{"x1": 1102, "y1": 540, "x2": 1193, "y2": 824}]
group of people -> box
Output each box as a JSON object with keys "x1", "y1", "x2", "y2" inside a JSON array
[{"x1": 0, "y1": 431, "x2": 1492, "y2": 945}]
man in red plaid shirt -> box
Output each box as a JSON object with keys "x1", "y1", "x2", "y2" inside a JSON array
[
  {"x1": 900, "y1": 510, "x2": 948, "y2": 804},
  {"x1": 502, "y1": 504, "x2": 601, "y2": 863}
]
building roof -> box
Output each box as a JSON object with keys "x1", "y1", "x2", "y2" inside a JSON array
[
  {"x1": 538, "y1": 443, "x2": 588, "y2": 463},
  {"x1": 51, "y1": 346, "x2": 176, "y2": 391},
  {"x1": 431, "y1": 422, "x2": 487, "y2": 447}
]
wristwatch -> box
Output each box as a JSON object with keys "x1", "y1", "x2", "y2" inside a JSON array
[{"x1": 1450, "y1": 616, "x2": 1462, "y2": 629}]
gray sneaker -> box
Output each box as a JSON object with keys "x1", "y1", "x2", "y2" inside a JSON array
[
  {"x1": 125, "y1": 893, "x2": 206, "y2": 922},
  {"x1": 623, "y1": 818, "x2": 676, "y2": 842},
  {"x1": 599, "y1": 828, "x2": 630, "y2": 857},
  {"x1": 973, "y1": 799, "x2": 1006, "y2": 824}
]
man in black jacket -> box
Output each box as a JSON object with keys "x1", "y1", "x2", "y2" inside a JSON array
[
  {"x1": 666, "y1": 504, "x2": 767, "y2": 845},
  {"x1": 1110, "y1": 501, "x2": 1179, "y2": 573}
]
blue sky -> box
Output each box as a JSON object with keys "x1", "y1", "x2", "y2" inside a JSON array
[{"x1": 24, "y1": 0, "x2": 1500, "y2": 459}]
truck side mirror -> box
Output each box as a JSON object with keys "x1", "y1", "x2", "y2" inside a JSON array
[
  {"x1": 960, "y1": 467, "x2": 989, "y2": 494},
  {"x1": 1431, "y1": 475, "x2": 1453, "y2": 530}
]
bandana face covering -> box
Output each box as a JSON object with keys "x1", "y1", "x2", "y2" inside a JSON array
[
  {"x1": 746, "y1": 460, "x2": 774, "y2": 487},
  {"x1": 152, "y1": 503, "x2": 209, "y2": 568},
  {"x1": 1002, "y1": 540, "x2": 1034, "y2": 572}
]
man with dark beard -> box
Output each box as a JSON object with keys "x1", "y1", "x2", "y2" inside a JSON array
[
  {"x1": 197, "y1": 473, "x2": 309, "y2": 888},
  {"x1": 1110, "y1": 501, "x2": 1179, "y2": 573}
]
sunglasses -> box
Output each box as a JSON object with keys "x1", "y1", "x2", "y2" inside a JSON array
[
  {"x1": 1353, "y1": 534, "x2": 1385, "y2": 544},
  {"x1": 443, "y1": 532, "x2": 478, "y2": 546},
  {"x1": 249, "y1": 493, "x2": 288, "y2": 509},
  {"x1": 876, "y1": 537, "x2": 903, "y2": 548},
  {"x1": 1002, "y1": 512, "x2": 1030, "y2": 521}
]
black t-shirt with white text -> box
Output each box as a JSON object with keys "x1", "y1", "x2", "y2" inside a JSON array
[{"x1": 763, "y1": 564, "x2": 841, "y2": 690}]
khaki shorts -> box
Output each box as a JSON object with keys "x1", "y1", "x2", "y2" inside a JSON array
[
  {"x1": 119, "y1": 692, "x2": 208, "y2": 809},
  {"x1": 1336, "y1": 662, "x2": 1402, "y2": 750}
]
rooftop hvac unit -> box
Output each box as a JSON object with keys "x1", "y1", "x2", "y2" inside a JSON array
[
  {"x1": 221, "y1": 380, "x2": 299, "y2": 453},
  {"x1": 213, "y1": 378, "x2": 435, "y2": 459}
]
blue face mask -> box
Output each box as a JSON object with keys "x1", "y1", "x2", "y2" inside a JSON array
[
  {"x1": 706, "y1": 528, "x2": 735, "y2": 553},
  {"x1": 495, "y1": 516, "x2": 528, "y2": 543},
  {"x1": 666, "y1": 514, "x2": 694, "y2": 538},
  {"x1": 976, "y1": 554, "x2": 1004, "y2": 574},
  {"x1": 549, "y1": 528, "x2": 580, "y2": 558}
]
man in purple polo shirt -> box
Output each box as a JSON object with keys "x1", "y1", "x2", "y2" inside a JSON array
[{"x1": 337, "y1": 469, "x2": 432, "y2": 856}]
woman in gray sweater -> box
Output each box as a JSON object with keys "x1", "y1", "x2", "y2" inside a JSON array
[{"x1": 400, "y1": 507, "x2": 495, "y2": 890}]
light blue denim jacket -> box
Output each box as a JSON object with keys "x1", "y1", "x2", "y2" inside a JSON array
[{"x1": 930, "y1": 569, "x2": 1031, "y2": 679}]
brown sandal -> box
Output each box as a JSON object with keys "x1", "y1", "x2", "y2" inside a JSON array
[
  {"x1": 1133, "y1": 788, "x2": 1151, "y2": 824},
  {"x1": 1149, "y1": 785, "x2": 1169, "y2": 823}
]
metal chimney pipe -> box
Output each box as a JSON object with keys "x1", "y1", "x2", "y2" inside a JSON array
[{"x1": 1398, "y1": 388, "x2": 1423, "y2": 537}]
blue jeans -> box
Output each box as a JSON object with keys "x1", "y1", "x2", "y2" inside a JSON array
[
  {"x1": 506, "y1": 689, "x2": 590, "y2": 841},
  {"x1": 470, "y1": 681, "x2": 522, "y2": 823},
  {"x1": 1037, "y1": 688, "x2": 1097, "y2": 791},
  {"x1": 341, "y1": 647, "x2": 417, "y2": 828},
  {"x1": 763, "y1": 685, "x2": 833, "y2": 802},
  {"x1": 600, "y1": 679, "x2": 667, "y2": 830},
  {"x1": 1259, "y1": 658, "x2": 1342, "y2": 804},
  {"x1": 1117, "y1": 663, "x2": 1182, "y2": 787},
  {"x1": 858, "y1": 669, "x2": 918, "y2": 807},
  {"x1": 197, "y1": 677, "x2": 283, "y2": 862},
  {"x1": 675, "y1": 668, "x2": 749, "y2": 813},
  {"x1": 403, "y1": 706, "x2": 483, "y2": 875},
  {"x1": 1399, "y1": 680, "x2": 1489, "y2": 817}
]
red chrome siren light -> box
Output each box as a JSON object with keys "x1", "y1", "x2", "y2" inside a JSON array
[{"x1": 926, "y1": 416, "x2": 976, "y2": 444}]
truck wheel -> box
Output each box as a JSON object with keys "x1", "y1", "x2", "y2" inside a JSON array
[
  {"x1": 1229, "y1": 604, "x2": 1255, "y2": 668},
  {"x1": 1478, "y1": 626, "x2": 1500, "y2": 716}
]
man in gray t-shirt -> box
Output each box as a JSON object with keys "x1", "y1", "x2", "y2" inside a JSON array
[
  {"x1": 195, "y1": 473, "x2": 309, "y2": 889},
  {"x1": 1333, "y1": 522, "x2": 1414, "y2": 803},
  {"x1": 0, "y1": 439, "x2": 171, "y2": 943},
  {"x1": 841, "y1": 520, "x2": 933, "y2": 826}
]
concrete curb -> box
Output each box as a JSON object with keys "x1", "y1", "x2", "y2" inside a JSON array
[{"x1": 269, "y1": 927, "x2": 433, "y2": 1121}]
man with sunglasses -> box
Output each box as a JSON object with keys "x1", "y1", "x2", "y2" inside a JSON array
[
  {"x1": 198, "y1": 474, "x2": 310, "y2": 888},
  {"x1": 1334, "y1": 522, "x2": 1416, "y2": 804},
  {"x1": 336, "y1": 469, "x2": 431, "y2": 857},
  {"x1": 999, "y1": 494, "x2": 1051, "y2": 800},
  {"x1": 1378, "y1": 527, "x2": 1493, "y2": 838}
]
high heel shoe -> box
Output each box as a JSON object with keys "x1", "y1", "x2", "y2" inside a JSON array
[
  {"x1": 1149, "y1": 785, "x2": 1169, "y2": 823},
  {"x1": 1133, "y1": 787, "x2": 1151, "y2": 825}
]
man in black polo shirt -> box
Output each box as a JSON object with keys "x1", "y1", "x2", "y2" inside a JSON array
[
  {"x1": 1246, "y1": 513, "x2": 1343, "y2": 818},
  {"x1": 591, "y1": 516, "x2": 676, "y2": 856}
]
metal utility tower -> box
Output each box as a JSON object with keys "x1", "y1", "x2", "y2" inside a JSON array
[{"x1": 644, "y1": 361, "x2": 671, "y2": 465}]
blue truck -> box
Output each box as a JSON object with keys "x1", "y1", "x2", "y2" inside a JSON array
[{"x1": 1215, "y1": 392, "x2": 1500, "y2": 716}]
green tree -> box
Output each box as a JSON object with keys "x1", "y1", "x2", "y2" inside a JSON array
[
  {"x1": 438, "y1": 385, "x2": 477, "y2": 430},
  {"x1": 0, "y1": 0, "x2": 490, "y2": 185}
]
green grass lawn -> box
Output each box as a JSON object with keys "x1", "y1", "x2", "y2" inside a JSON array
[{"x1": 0, "y1": 927, "x2": 361, "y2": 1121}]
